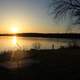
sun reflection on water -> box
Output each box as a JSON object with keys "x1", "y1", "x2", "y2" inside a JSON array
[{"x1": 12, "y1": 36, "x2": 17, "y2": 45}]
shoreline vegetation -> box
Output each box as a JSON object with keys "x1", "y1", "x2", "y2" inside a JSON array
[
  {"x1": 0, "y1": 44, "x2": 80, "y2": 80},
  {"x1": 0, "y1": 33, "x2": 80, "y2": 39}
]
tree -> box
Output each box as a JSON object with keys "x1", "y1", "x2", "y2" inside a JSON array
[{"x1": 50, "y1": 0, "x2": 80, "y2": 32}]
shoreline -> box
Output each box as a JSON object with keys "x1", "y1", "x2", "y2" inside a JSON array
[{"x1": 0, "y1": 33, "x2": 80, "y2": 39}]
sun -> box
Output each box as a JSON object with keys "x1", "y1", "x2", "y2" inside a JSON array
[{"x1": 11, "y1": 25, "x2": 18, "y2": 33}]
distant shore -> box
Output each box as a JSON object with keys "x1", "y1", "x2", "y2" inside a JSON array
[{"x1": 0, "y1": 33, "x2": 80, "y2": 39}]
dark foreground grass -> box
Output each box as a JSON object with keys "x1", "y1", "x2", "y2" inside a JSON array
[{"x1": 0, "y1": 46, "x2": 80, "y2": 80}]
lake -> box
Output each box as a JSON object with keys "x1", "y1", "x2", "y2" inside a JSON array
[
  {"x1": 0, "y1": 36, "x2": 79, "y2": 51},
  {"x1": 0, "y1": 36, "x2": 80, "y2": 69}
]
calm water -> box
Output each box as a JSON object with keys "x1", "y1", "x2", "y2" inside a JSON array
[
  {"x1": 0, "y1": 36, "x2": 80, "y2": 69},
  {"x1": 0, "y1": 36, "x2": 76, "y2": 51}
]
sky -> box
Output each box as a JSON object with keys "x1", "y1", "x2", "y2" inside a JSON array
[{"x1": 0, "y1": 0, "x2": 66, "y2": 33}]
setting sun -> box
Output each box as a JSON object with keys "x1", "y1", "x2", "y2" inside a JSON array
[{"x1": 11, "y1": 25, "x2": 18, "y2": 33}]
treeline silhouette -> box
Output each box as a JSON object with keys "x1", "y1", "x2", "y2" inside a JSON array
[{"x1": 0, "y1": 33, "x2": 80, "y2": 39}]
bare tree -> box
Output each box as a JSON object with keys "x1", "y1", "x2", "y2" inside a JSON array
[{"x1": 50, "y1": 0, "x2": 80, "y2": 32}]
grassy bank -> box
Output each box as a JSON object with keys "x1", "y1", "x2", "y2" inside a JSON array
[{"x1": 0, "y1": 46, "x2": 80, "y2": 80}]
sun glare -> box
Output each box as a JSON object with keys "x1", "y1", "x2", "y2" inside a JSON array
[{"x1": 11, "y1": 25, "x2": 18, "y2": 33}]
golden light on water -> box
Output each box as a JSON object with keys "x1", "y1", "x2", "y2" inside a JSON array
[
  {"x1": 12, "y1": 36, "x2": 17, "y2": 45},
  {"x1": 11, "y1": 36, "x2": 22, "y2": 50}
]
